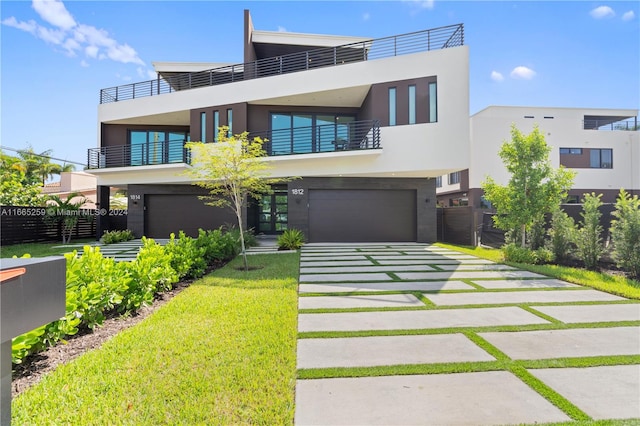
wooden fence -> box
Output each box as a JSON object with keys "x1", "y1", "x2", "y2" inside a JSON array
[
  {"x1": 436, "y1": 206, "x2": 477, "y2": 246},
  {"x1": 0, "y1": 206, "x2": 127, "y2": 245}
]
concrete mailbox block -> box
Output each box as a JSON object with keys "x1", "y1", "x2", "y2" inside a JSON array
[{"x1": 1, "y1": 257, "x2": 66, "y2": 425}]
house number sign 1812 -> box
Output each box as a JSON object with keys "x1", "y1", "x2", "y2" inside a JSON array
[{"x1": 291, "y1": 189, "x2": 305, "y2": 195}]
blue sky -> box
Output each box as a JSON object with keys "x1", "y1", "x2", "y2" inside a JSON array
[{"x1": 1, "y1": 0, "x2": 638, "y2": 166}]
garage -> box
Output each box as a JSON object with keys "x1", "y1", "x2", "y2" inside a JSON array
[
  {"x1": 145, "y1": 194, "x2": 236, "y2": 238},
  {"x1": 308, "y1": 189, "x2": 417, "y2": 242}
]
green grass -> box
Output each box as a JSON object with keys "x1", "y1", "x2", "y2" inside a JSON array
[
  {"x1": 437, "y1": 243, "x2": 640, "y2": 300},
  {"x1": 12, "y1": 252, "x2": 300, "y2": 425},
  {"x1": 0, "y1": 239, "x2": 95, "y2": 258}
]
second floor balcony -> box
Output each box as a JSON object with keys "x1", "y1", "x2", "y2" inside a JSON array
[{"x1": 87, "y1": 119, "x2": 381, "y2": 169}]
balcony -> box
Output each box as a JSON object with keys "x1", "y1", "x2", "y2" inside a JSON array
[
  {"x1": 583, "y1": 115, "x2": 638, "y2": 131},
  {"x1": 87, "y1": 120, "x2": 381, "y2": 169},
  {"x1": 99, "y1": 24, "x2": 464, "y2": 104}
]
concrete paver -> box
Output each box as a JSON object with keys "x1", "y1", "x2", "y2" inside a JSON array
[
  {"x1": 294, "y1": 372, "x2": 570, "y2": 425},
  {"x1": 298, "y1": 306, "x2": 548, "y2": 332},
  {"x1": 534, "y1": 303, "x2": 640, "y2": 323},
  {"x1": 529, "y1": 365, "x2": 640, "y2": 420},
  {"x1": 300, "y1": 273, "x2": 391, "y2": 282},
  {"x1": 298, "y1": 294, "x2": 425, "y2": 309},
  {"x1": 424, "y1": 289, "x2": 625, "y2": 306},
  {"x1": 433, "y1": 264, "x2": 517, "y2": 271},
  {"x1": 296, "y1": 334, "x2": 495, "y2": 369},
  {"x1": 299, "y1": 255, "x2": 369, "y2": 261},
  {"x1": 472, "y1": 278, "x2": 580, "y2": 289},
  {"x1": 479, "y1": 326, "x2": 640, "y2": 359},
  {"x1": 397, "y1": 270, "x2": 546, "y2": 280},
  {"x1": 298, "y1": 280, "x2": 475, "y2": 293},
  {"x1": 376, "y1": 259, "x2": 494, "y2": 265},
  {"x1": 372, "y1": 254, "x2": 480, "y2": 260},
  {"x1": 299, "y1": 260, "x2": 375, "y2": 267},
  {"x1": 300, "y1": 265, "x2": 436, "y2": 273}
]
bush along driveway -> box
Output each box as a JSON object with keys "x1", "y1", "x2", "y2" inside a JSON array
[{"x1": 295, "y1": 243, "x2": 640, "y2": 425}]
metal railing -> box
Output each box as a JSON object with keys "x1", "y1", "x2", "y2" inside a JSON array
[
  {"x1": 87, "y1": 139, "x2": 189, "y2": 169},
  {"x1": 583, "y1": 119, "x2": 638, "y2": 131},
  {"x1": 250, "y1": 119, "x2": 381, "y2": 156},
  {"x1": 87, "y1": 120, "x2": 381, "y2": 169},
  {"x1": 100, "y1": 24, "x2": 464, "y2": 104}
]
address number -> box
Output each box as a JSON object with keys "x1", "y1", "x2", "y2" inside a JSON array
[
  {"x1": 291, "y1": 189, "x2": 305, "y2": 195},
  {"x1": 130, "y1": 194, "x2": 141, "y2": 200}
]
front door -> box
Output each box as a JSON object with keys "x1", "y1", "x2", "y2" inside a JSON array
[{"x1": 257, "y1": 188, "x2": 288, "y2": 234}]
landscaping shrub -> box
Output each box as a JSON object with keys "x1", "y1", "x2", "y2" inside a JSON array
[
  {"x1": 610, "y1": 189, "x2": 640, "y2": 278},
  {"x1": 502, "y1": 243, "x2": 552, "y2": 264},
  {"x1": 101, "y1": 229, "x2": 135, "y2": 244},
  {"x1": 575, "y1": 193, "x2": 604, "y2": 270},
  {"x1": 166, "y1": 231, "x2": 207, "y2": 279},
  {"x1": 277, "y1": 229, "x2": 305, "y2": 250},
  {"x1": 547, "y1": 207, "x2": 576, "y2": 262},
  {"x1": 197, "y1": 228, "x2": 241, "y2": 262}
]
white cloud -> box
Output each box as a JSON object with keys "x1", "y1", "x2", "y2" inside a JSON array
[
  {"x1": 590, "y1": 5, "x2": 615, "y2": 19},
  {"x1": 80, "y1": 59, "x2": 89, "y2": 67},
  {"x1": 622, "y1": 10, "x2": 635, "y2": 21},
  {"x1": 277, "y1": 26, "x2": 287, "y2": 32},
  {"x1": 147, "y1": 69, "x2": 157, "y2": 80},
  {"x1": 491, "y1": 71, "x2": 504, "y2": 82},
  {"x1": 510, "y1": 66, "x2": 536, "y2": 80},
  {"x1": 2, "y1": 17, "x2": 37, "y2": 34},
  {"x1": 3, "y1": 0, "x2": 146, "y2": 69},
  {"x1": 85, "y1": 45, "x2": 98, "y2": 58},
  {"x1": 32, "y1": 0, "x2": 76, "y2": 30},
  {"x1": 363, "y1": 12, "x2": 371, "y2": 21}
]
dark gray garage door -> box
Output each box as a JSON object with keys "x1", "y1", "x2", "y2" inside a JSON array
[
  {"x1": 145, "y1": 194, "x2": 236, "y2": 238},
  {"x1": 308, "y1": 189, "x2": 417, "y2": 242}
]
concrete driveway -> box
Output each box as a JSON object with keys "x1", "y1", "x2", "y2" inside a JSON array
[{"x1": 294, "y1": 243, "x2": 640, "y2": 425}]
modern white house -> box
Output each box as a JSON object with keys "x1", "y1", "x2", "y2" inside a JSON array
[
  {"x1": 88, "y1": 10, "x2": 469, "y2": 242},
  {"x1": 436, "y1": 106, "x2": 639, "y2": 208}
]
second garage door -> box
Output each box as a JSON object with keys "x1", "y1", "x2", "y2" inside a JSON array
[{"x1": 308, "y1": 189, "x2": 416, "y2": 242}]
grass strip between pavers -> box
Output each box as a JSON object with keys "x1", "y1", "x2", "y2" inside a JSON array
[{"x1": 12, "y1": 253, "x2": 300, "y2": 425}]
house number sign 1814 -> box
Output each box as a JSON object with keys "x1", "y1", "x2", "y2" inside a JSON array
[{"x1": 291, "y1": 189, "x2": 304, "y2": 195}]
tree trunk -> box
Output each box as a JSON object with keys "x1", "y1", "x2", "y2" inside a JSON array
[
  {"x1": 521, "y1": 224, "x2": 526, "y2": 248},
  {"x1": 236, "y1": 210, "x2": 248, "y2": 272}
]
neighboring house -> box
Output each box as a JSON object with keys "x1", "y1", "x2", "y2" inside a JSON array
[
  {"x1": 436, "y1": 106, "x2": 639, "y2": 208},
  {"x1": 42, "y1": 171, "x2": 98, "y2": 209},
  {"x1": 88, "y1": 10, "x2": 469, "y2": 242}
]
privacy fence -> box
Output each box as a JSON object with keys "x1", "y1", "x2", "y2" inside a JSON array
[{"x1": 0, "y1": 206, "x2": 127, "y2": 245}]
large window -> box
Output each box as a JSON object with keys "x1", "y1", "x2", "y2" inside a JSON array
[
  {"x1": 389, "y1": 87, "x2": 397, "y2": 126},
  {"x1": 560, "y1": 148, "x2": 582, "y2": 155},
  {"x1": 429, "y1": 82, "x2": 437, "y2": 123},
  {"x1": 270, "y1": 113, "x2": 356, "y2": 154},
  {"x1": 227, "y1": 109, "x2": 233, "y2": 137},
  {"x1": 448, "y1": 171, "x2": 460, "y2": 185},
  {"x1": 408, "y1": 85, "x2": 416, "y2": 125},
  {"x1": 435, "y1": 175, "x2": 442, "y2": 188},
  {"x1": 213, "y1": 111, "x2": 219, "y2": 142},
  {"x1": 590, "y1": 148, "x2": 612, "y2": 168},
  {"x1": 129, "y1": 130, "x2": 190, "y2": 166},
  {"x1": 200, "y1": 112, "x2": 206, "y2": 142}
]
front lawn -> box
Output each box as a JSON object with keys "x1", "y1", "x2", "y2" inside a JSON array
[
  {"x1": 12, "y1": 252, "x2": 300, "y2": 424},
  {"x1": 0, "y1": 239, "x2": 95, "y2": 258},
  {"x1": 436, "y1": 243, "x2": 640, "y2": 300}
]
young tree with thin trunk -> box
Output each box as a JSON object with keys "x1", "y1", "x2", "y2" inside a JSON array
[
  {"x1": 482, "y1": 124, "x2": 575, "y2": 248},
  {"x1": 185, "y1": 127, "x2": 288, "y2": 271}
]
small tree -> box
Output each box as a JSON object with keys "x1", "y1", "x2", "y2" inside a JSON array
[
  {"x1": 547, "y1": 206, "x2": 576, "y2": 262},
  {"x1": 482, "y1": 124, "x2": 575, "y2": 248},
  {"x1": 610, "y1": 189, "x2": 640, "y2": 278},
  {"x1": 46, "y1": 192, "x2": 87, "y2": 244},
  {"x1": 185, "y1": 127, "x2": 288, "y2": 271},
  {"x1": 575, "y1": 192, "x2": 604, "y2": 270}
]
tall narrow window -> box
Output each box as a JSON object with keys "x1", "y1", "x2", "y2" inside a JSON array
[
  {"x1": 429, "y1": 82, "x2": 437, "y2": 123},
  {"x1": 388, "y1": 87, "x2": 397, "y2": 126},
  {"x1": 213, "y1": 111, "x2": 219, "y2": 142},
  {"x1": 227, "y1": 109, "x2": 233, "y2": 137},
  {"x1": 408, "y1": 85, "x2": 416, "y2": 125},
  {"x1": 200, "y1": 112, "x2": 207, "y2": 142}
]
